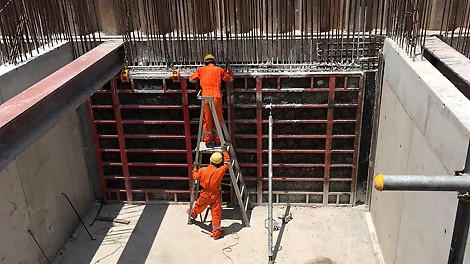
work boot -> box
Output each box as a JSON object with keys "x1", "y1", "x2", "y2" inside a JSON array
[
  {"x1": 205, "y1": 141, "x2": 215, "y2": 149},
  {"x1": 212, "y1": 229, "x2": 224, "y2": 240}
]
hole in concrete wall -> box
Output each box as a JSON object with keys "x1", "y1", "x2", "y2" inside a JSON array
[
  {"x1": 314, "y1": 77, "x2": 329, "y2": 88},
  {"x1": 280, "y1": 77, "x2": 311, "y2": 88},
  {"x1": 262, "y1": 78, "x2": 278, "y2": 89},
  {"x1": 330, "y1": 167, "x2": 352, "y2": 178}
]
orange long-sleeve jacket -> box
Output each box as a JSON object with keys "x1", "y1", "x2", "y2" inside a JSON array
[
  {"x1": 189, "y1": 64, "x2": 234, "y2": 99},
  {"x1": 192, "y1": 152, "x2": 230, "y2": 194}
]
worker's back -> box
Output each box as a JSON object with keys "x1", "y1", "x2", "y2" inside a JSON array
[
  {"x1": 195, "y1": 164, "x2": 228, "y2": 194},
  {"x1": 190, "y1": 64, "x2": 233, "y2": 98}
]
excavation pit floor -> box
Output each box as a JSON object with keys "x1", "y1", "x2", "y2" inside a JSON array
[{"x1": 55, "y1": 204, "x2": 383, "y2": 264}]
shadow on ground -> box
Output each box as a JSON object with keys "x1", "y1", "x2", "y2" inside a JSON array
[{"x1": 116, "y1": 205, "x2": 168, "y2": 264}]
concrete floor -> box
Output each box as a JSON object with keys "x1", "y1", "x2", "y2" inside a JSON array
[{"x1": 54, "y1": 203, "x2": 383, "y2": 264}]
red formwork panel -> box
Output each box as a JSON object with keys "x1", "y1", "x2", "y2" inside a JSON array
[{"x1": 89, "y1": 73, "x2": 363, "y2": 205}]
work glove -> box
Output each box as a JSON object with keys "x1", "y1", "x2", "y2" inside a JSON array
[
  {"x1": 221, "y1": 142, "x2": 228, "y2": 152},
  {"x1": 227, "y1": 67, "x2": 234, "y2": 76},
  {"x1": 192, "y1": 161, "x2": 199, "y2": 169}
]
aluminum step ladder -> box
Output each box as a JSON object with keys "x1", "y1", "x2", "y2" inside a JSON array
[{"x1": 187, "y1": 95, "x2": 251, "y2": 227}]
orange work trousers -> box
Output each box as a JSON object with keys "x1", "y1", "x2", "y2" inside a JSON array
[
  {"x1": 190, "y1": 192, "x2": 222, "y2": 239},
  {"x1": 203, "y1": 98, "x2": 223, "y2": 145}
]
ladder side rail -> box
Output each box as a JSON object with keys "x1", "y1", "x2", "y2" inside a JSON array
[
  {"x1": 188, "y1": 98, "x2": 206, "y2": 224},
  {"x1": 208, "y1": 99, "x2": 227, "y2": 147}
]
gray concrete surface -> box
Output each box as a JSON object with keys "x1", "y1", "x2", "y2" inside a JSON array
[
  {"x1": 0, "y1": 111, "x2": 92, "y2": 264},
  {"x1": 371, "y1": 38, "x2": 470, "y2": 264},
  {"x1": 56, "y1": 204, "x2": 382, "y2": 264},
  {"x1": 0, "y1": 41, "x2": 73, "y2": 104}
]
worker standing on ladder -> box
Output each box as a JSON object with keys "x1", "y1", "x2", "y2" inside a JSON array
[
  {"x1": 189, "y1": 54, "x2": 234, "y2": 148},
  {"x1": 189, "y1": 145, "x2": 230, "y2": 240}
]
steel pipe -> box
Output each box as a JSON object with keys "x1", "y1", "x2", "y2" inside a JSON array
[{"x1": 374, "y1": 174, "x2": 470, "y2": 192}]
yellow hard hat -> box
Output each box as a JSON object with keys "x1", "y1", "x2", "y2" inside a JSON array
[
  {"x1": 204, "y1": 54, "x2": 216, "y2": 62},
  {"x1": 210, "y1": 152, "x2": 223, "y2": 164}
]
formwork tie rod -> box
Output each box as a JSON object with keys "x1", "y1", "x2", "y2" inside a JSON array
[
  {"x1": 374, "y1": 174, "x2": 470, "y2": 192},
  {"x1": 62, "y1": 192, "x2": 96, "y2": 240}
]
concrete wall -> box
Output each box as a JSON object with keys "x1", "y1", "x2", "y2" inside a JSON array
[
  {"x1": 0, "y1": 42, "x2": 74, "y2": 104},
  {"x1": 0, "y1": 110, "x2": 92, "y2": 264},
  {"x1": 371, "y1": 39, "x2": 470, "y2": 264}
]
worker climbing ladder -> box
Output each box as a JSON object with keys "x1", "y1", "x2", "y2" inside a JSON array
[{"x1": 187, "y1": 95, "x2": 251, "y2": 227}]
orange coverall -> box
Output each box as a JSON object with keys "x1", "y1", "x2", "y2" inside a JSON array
[
  {"x1": 190, "y1": 151, "x2": 230, "y2": 239},
  {"x1": 189, "y1": 64, "x2": 234, "y2": 145}
]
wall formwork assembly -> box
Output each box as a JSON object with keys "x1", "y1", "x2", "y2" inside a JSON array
[{"x1": 89, "y1": 73, "x2": 363, "y2": 205}]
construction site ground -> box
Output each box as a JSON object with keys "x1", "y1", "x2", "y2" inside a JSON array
[{"x1": 55, "y1": 204, "x2": 383, "y2": 264}]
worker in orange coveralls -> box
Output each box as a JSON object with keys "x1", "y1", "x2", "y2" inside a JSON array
[
  {"x1": 189, "y1": 54, "x2": 234, "y2": 148},
  {"x1": 190, "y1": 145, "x2": 230, "y2": 240}
]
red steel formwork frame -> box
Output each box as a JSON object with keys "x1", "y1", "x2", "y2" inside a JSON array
[{"x1": 89, "y1": 73, "x2": 363, "y2": 205}]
